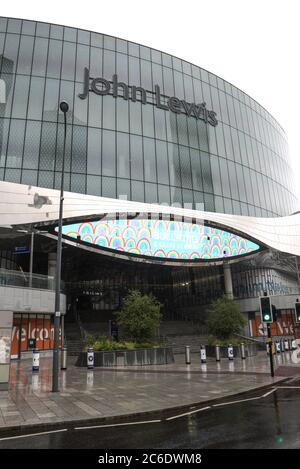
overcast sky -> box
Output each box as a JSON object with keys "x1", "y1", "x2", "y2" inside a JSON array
[{"x1": 2, "y1": 0, "x2": 300, "y2": 205}]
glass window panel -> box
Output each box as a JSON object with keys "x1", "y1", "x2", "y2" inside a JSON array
[
  {"x1": 74, "y1": 81, "x2": 88, "y2": 124},
  {"x1": 142, "y1": 105, "x2": 154, "y2": 138},
  {"x1": 223, "y1": 197, "x2": 233, "y2": 214},
  {"x1": 78, "y1": 29, "x2": 90, "y2": 45},
  {"x1": 27, "y1": 77, "x2": 45, "y2": 120},
  {"x1": 39, "y1": 122, "x2": 56, "y2": 170},
  {"x1": 21, "y1": 169, "x2": 38, "y2": 186},
  {"x1": 50, "y1": 24, "x2": 63, "y2": 40},
  {"x1": 87, "y1": 127, "x2": 101, "y2": 175},
  {"x1": 158, "y1": 184, "x2": 170, "y2": 205},
  {"x1": 103, "y1": 49, "x2": 115, "y2": 77},
  {"x1": 201, "y1": 82, "x2": 212, "y2": 108},
  {"x1": 23, "y1": 121, "x2": 41, "y2": 169},
  {"x1": 129, "y1": 101, "x2": 142, "y2": 135},
  {"x1": 116, "y1": 98, "x2": 129, "y2": 133},
  {"x1": 156, "y1": 141, "x2": 169, "y2": 185},
  {"x1": 116, "y1": 52, "x2": 128, "y2": 82},
  {"x1": 182, "y1": 188, "x2": 194, "y2": 208},
  {"x1": 172, "y1": 57, "x2": 182, "y2": 72},
  {"x1": 215, "y1": 123, "x2": 226, "y2": 157},
  {"x1": 0, "y1": 118, "x2": 9, "y2": 167},
  {"x1": 187, "y1": 117, "x2": 199, "y2": 149},
  {"x1": 210, "y1": 155, "x2": 222, "y2": 196},
  {"x1": 17, "y1": 35, "x2": 34, "y2": 74},
  {"x1": 218, "y1": 158, "x2": 231, "y2": 198},
  {"x1": 102, "y1": 130, "x2": 116, "y2": 177},
  {"x1": 88, "y1": 91, "x2": 102, "y2": 128},
  {"x1": 2, "y1": 34, "x2": 20, "y2": 74},
  {"x1": 201, "y1": 152, "x2": 213, "y2": 193},
  {"x1": 176, "y1": 114, "x2": 188, "y2": 146},
  {"x1": 129, "y1": 56, "x2": 140, "y2": 85},
  {"x1": 71, "y1": 173, "x2": 86, "y2": 194},
  {"x1": 90, "y1": 47, "x2": 103, "y2": 78},
  {"x1": 87, "y1": 175, "x2": 101, "y2": 196},
  {"x1": 145, "y1": 182, "x2": 158, "y2": 203},
  {"x1": 131, "y1": 180, "x2": 144, "y2": 202},
  {"x1": 152, "y1": 63, "x2": 164, "y2": 92},
  {"x1": 235, "y1": 164, "x2": 247, "y2": 203},
  {"x1": 170, "y1": 186, "x2": 183, "y2": 206},
  {"x1": 140, "y1": 46, "x2": 151, "y2": 61},
  {"x1": 144, "y1": 137, "x2": 157, "y2": 183},
  {"x1": 116, "y1": 38, "x2": 127, "y2": 54},
  {"x1": 179, "y1": 145, "x2": 192, "y2": 188},
  {"x1": 154, "y1": 108, "x2": 166, "y2": 141},
  {"x1": 198, "y1": 121, "x2": 209, "y2": 152},
  {"x1": 102, "y1": 94, "x2": 115, "y2": 130},
  {"x1": 6, "y1": 119, "x2": 25, "y2": 168},
  {"x1": 71, "y1": 126, "x2": 87, "y2": 173},
  {"x1": 227, "y1": 161, "x2": 239, "y2": 200},
  {"x1": 64, "y1": 27, "x2": 77, "y2": 42},
  {"x1": 238, "y1": 131, "x2": 249, "y2": 166},
  {"x1": 168, "y1": 143, "x2": 181, "y2": 188},
  {"x1": 190, "y1": 149, "x2": 203, "y2": 192},
  {"x1": 193, "y1": 79, "x2": 203, "y2": 102},
  {"x1": 204, "y1": 193, "x2": 215, "y2": 212},
  {"x1": 61, "y1": 42, "x2": 76, "y2": 80},
  {"x1": 130, "y1": 135, "x2": 143, "y2": 180},
  {"x1": 46, "y1": 39, "x2": 62, "y2": 78},
  {"x1": 151, "y1": 49, "x2": 162, "y2": 64},
  {"x1": 38, "y1": 170, "x2": 54, "y2": 188},
  {"x1": 173, "y1": 71, "x2": 184, "y2": 98},
  {"x1": 117, "y1": 132, "x2": 130, "y2": 178},
  {"x1": 163, "y1": 67, "x2": 174, "y2": 96},
  {"x1": 117, "y1": 178, "x2": 130, "y2": 200},
  {"x1": 230, "y1": 127, "x2": 241, "y2": 163},
  {"x1": 12, "y1": 75, "x2": 30, "y2": 118},
  {"x1": 243, "y1": 167, "x2": 254, "y2": 204},
  {"x1": 104, "y1": 35, "x2": 115, "y2": 51},
  {"x1": 43, "y1": 78, "x2": 59, "y2": 122},
  {"x1": 36, "y1": 22, "x2": 50, "y2": 37},
  {"x1": 214, "y1": 195, "x2": 224, "y2": 213},
  {"x1": 128, "y1": 42, "x2": 139, "y2": 57},
  {"x1": 140, "y1": 60, "x2": 152, "y2": 90},
  {"x1": 0, "y1": 18, "x2": 7, "y2": 32},
  {"x1": 223, "y1": 124, "x2": 234, "y2": 160},
  {"x1": 5, "y1": 168, "x2": 21, "y2": 183},
  {"x1": 183, "y1": 74, "x2": 194, "y2": 102},
  {"x1": 102, "y1": 176, "x2": 116, "y2": 198},
  {"x1": 91, "y1": 32, "x2": 103, "y2": 48},
  {"x1": 32, "y1": 37, "x2": 48, "y2": 76},
  {"x1": 7, "y1": 19, "x2": 21, "y2": 33},
  {"x1": 56, "y1": 124, "x2": 72, "y2": 172},
  {"x1": 218, "y1": 90, "x2": 229, "y2": 125},
  {"x1": 76, "y1": 44, "x2": 90, "y2": 82}
]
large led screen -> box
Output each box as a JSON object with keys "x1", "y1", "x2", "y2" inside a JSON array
[{"x1": 57, "y1": 219, "x2": 260, "y2": 260}]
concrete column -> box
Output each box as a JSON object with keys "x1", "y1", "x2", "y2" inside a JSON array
[
  {"x1": 223, "y1": 263, "x2": 233, "y2": 299},
  {"x1": 48, "y1": 253, "x2": 56, "y2": 290}
]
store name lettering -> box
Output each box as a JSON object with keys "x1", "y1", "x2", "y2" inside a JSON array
[{"x1": 79, "y1": 68, "x2": 218, "y2": 126}]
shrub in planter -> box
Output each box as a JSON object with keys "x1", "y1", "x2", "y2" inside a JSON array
[{"x1": 206, "y1": 296, "x2": 246, "y2": 341}]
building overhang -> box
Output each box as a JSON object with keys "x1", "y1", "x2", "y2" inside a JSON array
[{"x1": 0, "y1": 181, "x2": 300, "y2": 265}]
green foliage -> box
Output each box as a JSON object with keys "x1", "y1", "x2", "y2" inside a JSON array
[
  {"x1": 116, "y1": 290, "x2": 162, "y2": 342},
  {"x1": 83, "y1": 337, "x2": 162, "y2": 352},
  {"x1": 206, "y1": 296, "x2": 246, "y2": 340},
  {"x1": 207, "y1": 336, "x2": 251, "y2": 346}
]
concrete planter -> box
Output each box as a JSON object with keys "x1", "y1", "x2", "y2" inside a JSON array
[
  {"x1": 75, "y1": 346, "x2": 174, "y2": 367},
  {"x1": 205, "y1": 343, "x2": 258, "y2": 358}
]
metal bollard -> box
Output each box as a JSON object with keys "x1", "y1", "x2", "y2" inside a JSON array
[
  {"x1": 240, "y1": 342, "x2": 246, "y2": 360},
  {"x1": 61, "y1": 346, "x2": 67, "y2": 370},
  {"x1": 32, "y1": 349, "x2": 39, "y2": 372},
  {"x1": 215, "y1": 344, "x2": 221, "y2": 362},
  {"x1": 228, "y1": 344, "x2": 234, "y2": 360},
  {"x1": 275, "y1": 341, "x2": 281, "y2": 354},
  {"x1": 284, "y1": 338, "x2": 289, "y2": 351},
  {"x1": 200, "y1": 345, "x2": 206, "y2": 364},
  {"x1": 280, "y1": 339, "x2": 285, "y2": 353},
  {"x1": 288, "y1": 338, "x2": 293, "y2": 351},
  {"x1": 87, "y1": 347, "x2": 94, "y2": 369},
  {"x1": 292, "y1": 339, "x2": 297, "y2": 350},
  {"x1": 185, "y1": 345, "x2": 191, "y2": 364}
]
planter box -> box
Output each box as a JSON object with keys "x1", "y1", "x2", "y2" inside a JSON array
[
  {"x1": 75, "y1": 346, "x2": 174, "y2": 367},
  {"x1": 205, "y1": 343, "x2": 258, "y2": 358}
]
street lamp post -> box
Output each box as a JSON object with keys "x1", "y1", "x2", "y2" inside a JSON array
[{"x1": 52, "y1": 100, "x2": 69, "y2": 393}]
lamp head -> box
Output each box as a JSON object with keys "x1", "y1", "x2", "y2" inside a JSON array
[{"x1": 59, "y1": 101, "x2": 69, "y2": 113}]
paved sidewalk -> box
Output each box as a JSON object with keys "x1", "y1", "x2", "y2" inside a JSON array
[{"x1": 0, "y1": 351, "x2": 296, "y2": 432}]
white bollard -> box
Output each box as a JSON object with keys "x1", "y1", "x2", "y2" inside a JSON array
[
  {"x1": 32, "y1": 349, "x2": 40, "y2": 372},
  {"x1": 228, "y1": 344, "x2": 234, "y2": 360},
  {"x1": 200, "y1": 345, "x2": 206, "y2": 364},
  {"x1": 87, "y1": 347, "x2": 94, "y2": 369}
]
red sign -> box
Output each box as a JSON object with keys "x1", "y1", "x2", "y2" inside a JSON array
[{"x1": 250, "y1": 310, "x2": 300, "y2": 338}]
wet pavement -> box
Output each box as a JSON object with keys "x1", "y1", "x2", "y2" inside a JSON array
[
  {"x1": 1, "y1": 380, "x2": 300, "y2": 448},
  {"x1": 0, "y1": 351, "x2": 297, "y2": 433}
]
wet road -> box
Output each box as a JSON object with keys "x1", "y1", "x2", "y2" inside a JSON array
[{"x1": 1, "y1": 380, "x2": 300, "y2": 449}]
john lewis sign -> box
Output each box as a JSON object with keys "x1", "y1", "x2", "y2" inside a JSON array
[{"x1": 79, "y1": 68, "x2": 218, "y2": 126}]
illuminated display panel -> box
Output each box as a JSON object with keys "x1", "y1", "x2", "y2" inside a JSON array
[{"x1": 58, "y1": 219, "x2": 260, "y2": 260}]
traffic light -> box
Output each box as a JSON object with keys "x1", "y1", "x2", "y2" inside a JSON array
[
  {"x1": 260, "y1": 296, "x2": 273, "y2": 323},
  {"x1": 295, "y1": 302, "x2": 300, "y2": 324}
]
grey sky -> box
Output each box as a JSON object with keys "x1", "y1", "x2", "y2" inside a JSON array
[{"x1": 2, "y1": 0, "x2": 299, "y2": 206}]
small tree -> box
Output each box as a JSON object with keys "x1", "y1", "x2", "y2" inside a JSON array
[
  {"x1": 116, "y1": 290, "x2": 161, "y2": 343},
  {"x1": 206, "y1": 296, "x2": 246, "y2": 340}
]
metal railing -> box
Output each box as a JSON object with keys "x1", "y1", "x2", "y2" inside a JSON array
[{"x1": 0, "y1": 268, "x2": 64, "y2": 291}]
